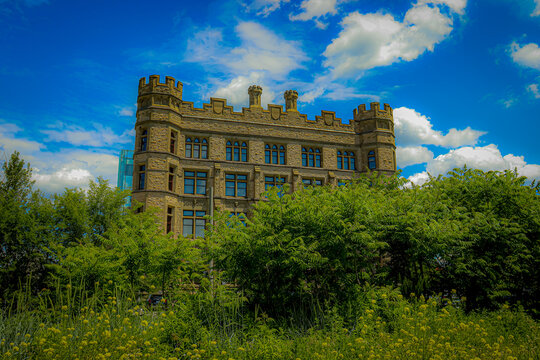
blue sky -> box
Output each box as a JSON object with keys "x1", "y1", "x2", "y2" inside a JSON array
[{"x1": 0, "y1": 0, "x2": 539, "y2": 193}]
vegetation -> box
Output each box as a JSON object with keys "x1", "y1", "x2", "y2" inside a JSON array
[{"x1": 0, "y1": 151, "x2": 539, "y2": 359}]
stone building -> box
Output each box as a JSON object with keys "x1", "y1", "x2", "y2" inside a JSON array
[{"x1": 132, "y1": 75, "x2": 396, "y2": 237}]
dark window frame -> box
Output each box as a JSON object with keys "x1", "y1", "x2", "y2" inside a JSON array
[
  {"x1": 225, "y1": 173, "x2": 248, "y2": 197},
  {"x1": 226, "y1": 141, "x2": 248, "y2": 162},
  {"x1": 138, "y1": 164, "x2": 146, "y2": 190},
  {"x1": 140, "y1": 129, "x2": 148, "y2": 151},
  {"x1": 337, "y1": 150, "x2": 356, "y2": 170},
  {"x1": 302, "y1": 147, "x2": 322, "y2": 168},
  {"x1": 185, "y1": 137, "x2": 209, "y2": 159},
  {"x1": 182, "y1": 210, "x2": 206, "y2": 238},
  {"x1": 184, "y1": 170, "x2": 207, "y2": 195},
  {"x1": 264, "y1": 144, "x2": 286, "y2": 165},
  {"x1": 368, "y1": 150, "x2": 376, "y2": 170}
]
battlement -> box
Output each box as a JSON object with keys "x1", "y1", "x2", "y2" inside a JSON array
[
  {"x1": 138, "y1": 75, "x2": 183, "y2": 99},
  {"x1": 353, "y1": 102, "x2": 393, "y2": 121}
]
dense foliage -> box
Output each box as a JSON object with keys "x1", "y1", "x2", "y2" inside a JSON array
[
  {"x1": 210, "y1": 169, "x2": 540, "y2": 318},
  {"x1": 0, "y1": 151, "x2": 539, "y2": 359}
]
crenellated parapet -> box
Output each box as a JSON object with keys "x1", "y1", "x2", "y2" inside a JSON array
[
  {"x1": 138, "y1": 75, "x2": 183, "y2": 99},
  {"x1": 353, "y1": 102, "x2": 393, "y2": 121}
]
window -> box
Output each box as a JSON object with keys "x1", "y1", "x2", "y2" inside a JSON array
[
  {"x1": 302, "y1": 178, "x2": 323, "y2": 187},
  {"x1": 138, "y1": 165, "x2": 146, "y2": 190},
  {"x1": 140, "y1": 130, "x2": 148, "y2": 151},
  {"x1": 168, "y1": 166, "x2": 175, "y2": 192},
  {"x1": 170, "y1": 131, "x2": 177, "y2": 154},
  {"x1": 302, "y1": 147, "x2": 322, "y2": 167},
  {"x1": 264, "y1": 176, "x2": 286, "y2": 191},
  {"x1": 184, "y1": 171, "x2": 207, "y2": 195},
  {"x1": 229, "y1": 212, "x2": 246, "y2": 225},
  {"x1": 185, "y1": 137, "x2": 208, "y2": 159},
  {"x1": 337, "y1": 151, "x2": 356, "y2": 170},
  {"x1": 368, "y1": 151, "x2": 376, "y2": 170},
  {"x1": 338, "y1": 180, "x2": 348, "y2": 186},
  {"x1": 265, "y1": 144, "x2": 286, "y2": 165},
  {"x1": 182, "y1": 210, "x2": 206, "y2": 238},
  {"x1": 166, "y1": 207, "x2": 174, "y2": 233},
  {"x1": 226, "y1": 141, "x2": 248, "y2": 162},
  {"x1": 225, "y1": 174, "x2": 247, "y2": 197}
]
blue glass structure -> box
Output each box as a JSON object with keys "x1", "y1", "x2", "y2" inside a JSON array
[{"x1": 117, "y1": 150, "x2": 134, "y2": 207}]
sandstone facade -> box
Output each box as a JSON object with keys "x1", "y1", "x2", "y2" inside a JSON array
[{"x1": 132, "y1": 75, "x2": 396, "y2": 237}]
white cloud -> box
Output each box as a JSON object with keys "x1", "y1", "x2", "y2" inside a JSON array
[
  {"x1": 527, "y1": 83, "x2": 540, "y2": 98},
  {"x1": 212, "y1": 72, "x2": 278, "y2": 107},
  {"x1": 532, "y1": 0, "x2": 540, "y2": 16},
  {"x1": 500, "y1": 98, "x2": 517, "y2": 108},
  {"x1": 510, "y1": 42, "x2": 540, "y2": 71},
  {"x1": 118, "y1": 107, "x2": 134, "y2": 117},
  {"x1": 425, "y1": 144, "x2": 540, "y2": 180},
  {"x1": 290, "y1": 0, "x2": 339, "y2": 29},
  {"x1": 323, "y1": 0, "x2": 464, "y2": 78},
  {"x1": 417, "y1": 0, "x2": 467, "y2": 15},
  {"x1": 0, "y1": 122, "x2": 44, "y2": 154},
  {"x1": 299, "y1": 73, "x2": 380, "y2": 103},
  {"x1": 407, "y1": 171, "x2": 430, "y2": 186},
  {"x1": 245, "y1": 0, "x2": 288, "y2": 16},
  {"x1": 394, "y1": 107, "x2": 486, "y2": 148},
  {"x1": 186, "y1": 22, "x2": 307, "y2": 79},
  {"x1": 397, "y1": 146, "x2": 434, "y2": 168},
  {"x1": 0, "y1": 121, "x2": 122, "y2": 194},
  {"x1": 41, "y1": 123, "x2": 133, "y2": 147}
]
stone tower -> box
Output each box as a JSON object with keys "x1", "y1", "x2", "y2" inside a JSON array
[{"x1": 353, "y1": 102, "x2": 396, "y2": 174}]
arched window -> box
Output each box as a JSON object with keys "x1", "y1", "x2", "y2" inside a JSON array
[
  {"x1": 265, "y1": 144, "x2": 286, "y2": 164},
  {"x1": 226, "y1": 140, "x2": 248, "y2": 162},
  {"x1": 302, "y1": 147, "x2": 322, "y2": 168},
  {"x1": 368, "y1": 150, "x2": 376, "y2": 170},
  {"x1": 337, "y1": 150, "x2": 355, "y2": 170},
  {"x1": 185, "y1": 137, "x2": 209, "y2": 159}
]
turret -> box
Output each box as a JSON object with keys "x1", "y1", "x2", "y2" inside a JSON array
[
  {"x1": 284, "y1": 90, "x2": 298, "y2": 112},
  {"x1": 354, "y1": 102, "x2": 396, "y2": 173},
  {"x1": 138, "y1": 75, "x2": 183, "y2": 99},
  {"x1": 248, "y1": 85, "x2": 262, "y2": 107}
]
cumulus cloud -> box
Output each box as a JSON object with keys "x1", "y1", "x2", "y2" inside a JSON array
[
  {"x1": 323, "y1": 0, "x2": 465, "y2": 78},
  {"x1": 290, "y1": 0, "x2": 339, "y2": 29},
  {"x1": 394, "y1": 107, "x2": 486, "y2": 148},
  {"x1": 510, "y1": 42, "x2": 540, "y2": 71},
  {"x1": 186, "y1": 22, "x2": 307, "y2": 79},
  {"x1": 41, "y1": 123, "x2": 133, "y2": 147},
  {"x1": 212, "y1": 72, "x2": 278, "y2": 107},
  {"x1": 0, "y1": 121, "x2": 122, "y2": 194},
  {"x1": 396, "y1": 146, "x2": 434, "y2": 168},
  {"x1": 407, "y1": 144, "x2": 540, "y2": 186},
  {"x1": 407, "y1": 171, "x2": 431, "y2": 186}
]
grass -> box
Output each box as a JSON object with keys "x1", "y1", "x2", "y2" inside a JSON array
[{"x1": 0, "y1": 284, "x2": 538, "y2": 360}]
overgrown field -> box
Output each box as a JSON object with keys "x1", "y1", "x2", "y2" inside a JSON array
[
  {"x1": 1, "y1": 153, "x2": 540, "y2": 359},
  {"x1": 1, "y1": 285, "x2": 539, "y2": 360}
]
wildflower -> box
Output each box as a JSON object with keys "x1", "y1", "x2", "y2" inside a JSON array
[
  {"x1": 108, "y1": 280, "x2": 113, "y2": 284},
  {"x1": 238, "y1": 347, "x2": 245, "y2": 351},
  {"x1": 61, "y1": 305, "x2": 68, "y2": 310}
]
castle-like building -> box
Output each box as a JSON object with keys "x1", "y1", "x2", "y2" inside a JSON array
[{"x1": 132, "y1": 75, "x2": 396, "y2": 237}]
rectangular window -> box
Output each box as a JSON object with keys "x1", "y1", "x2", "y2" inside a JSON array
[
  {"x1": 302, "y1": 178, "x2": 323, "y2": 187},
  {"x1": 166, "y1": 207, "x2": 174, "y2": 233},
  {"x1": 182, "y1": 210, "x2": 206, "y2": 238},
  {"x1": 168, "y1": 166, "x2": 175, "y2": 192},
  {"x1": 225, "y1": 174, "x2": 248, "y2": 197},
  {"x1": 264, "y1": 144, "x2": 286, "y2": 165},
  {"x1": 226, "y1": 141, "x2": 248, "y2": 162},
  {"x1": 170, "y1": 131, "x2": 177, "y2": 154},
  {"x1": 140, "y1": 130, "x2": 148, "y2": 151},
  {"x1": 184, "y1": 171, "x2": 207, "y2": 195},
  {"x1": 337, "y1": 151, "x2": 356, "y2": 170},
  {"x1": 302, "y1": 147, "x2": 322, "y2": 168},
  {"x1": 185, "y1": 137, "x2": 208, "y2": 159},
  {"x1": 265, "y1": 175, "x2": 286, "y2": 191},
  {"x1": 138, "y1": 165, "x2": 146, "y2": 190}
]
